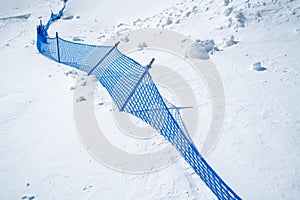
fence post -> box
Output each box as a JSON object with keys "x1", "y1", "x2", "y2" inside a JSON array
[
  {"x1": 56, "y1": 32, "x2": 61, "y2": 63},
  {"x1": 120, "y1": 58, "x2": 155, "y2": 111},
  {"x1": 87, "y1": 41, "x2": 120, "y2": 76}
]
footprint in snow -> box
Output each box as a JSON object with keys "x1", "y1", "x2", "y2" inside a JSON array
[
  {"x1": 63, "y1": 15, "x2": 73, "y2": 20},
  {"x1": 77, "y1": 96, "x2": 86, "y2": 103},
  {"x1": 251, "y1": 62, "x2": 267, "y2": 71}
]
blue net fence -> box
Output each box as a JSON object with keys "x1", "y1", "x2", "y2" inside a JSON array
[{"x1": 36, "y1": 1, "x2": 241, "y2": 199}]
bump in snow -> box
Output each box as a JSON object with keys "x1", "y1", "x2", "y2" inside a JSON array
[{"x1": 251, "y1": 61, "x2": 267, "y2": 71}]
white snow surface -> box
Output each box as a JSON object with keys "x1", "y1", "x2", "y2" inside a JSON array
[{"x1": 1, "y1": 0, "x2": 300, "y2": 199}]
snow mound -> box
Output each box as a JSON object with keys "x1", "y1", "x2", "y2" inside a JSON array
[
  {"x1": 137, "y1": 42, "x2": 147, "y2": 50},
  {"x1": 186, "y1": 42, "x2": 210, "y2": 60},
  {"x1": 195, "y1": 39, "x2": 220, "y2": 54},
  {"x1": 222, "y1": 35, "x2": 239, "y2": 48}
]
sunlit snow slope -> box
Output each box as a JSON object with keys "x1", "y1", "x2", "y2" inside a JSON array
[{"x1": 0, "y1": 0, "x2": 299, "y2": 199}]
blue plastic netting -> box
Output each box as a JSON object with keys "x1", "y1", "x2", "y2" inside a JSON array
[{"x1": 36, "y1": 1, "x2": 241, "y2": 199}]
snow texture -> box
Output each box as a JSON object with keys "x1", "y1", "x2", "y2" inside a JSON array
[{"x1": 0, "y1": 0, "x2": 300, "y2": 199}]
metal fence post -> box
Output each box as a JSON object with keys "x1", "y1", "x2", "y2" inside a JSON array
[
  {"x1": 120, "y1": 58, "x2": 155, "y2": 111},
  {"x1": 87, "y1": 42, "x2": 120, "y2": 76},
  {"x1": 56, "y1": 32, "x2": 61, "y2": 63}
]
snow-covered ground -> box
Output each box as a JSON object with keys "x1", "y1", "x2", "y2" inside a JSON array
[{"x1": 1, "y1": 0, "x2": 300, "y2": 199}]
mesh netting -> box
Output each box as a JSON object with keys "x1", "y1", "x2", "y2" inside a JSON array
[{"x1": 36, "y1": 1, "x2": 241, "y2": 199}]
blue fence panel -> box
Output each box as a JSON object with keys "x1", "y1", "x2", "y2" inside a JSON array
[{"x1": 36, "y1": 1, "x2": 242, "y2": 199}]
